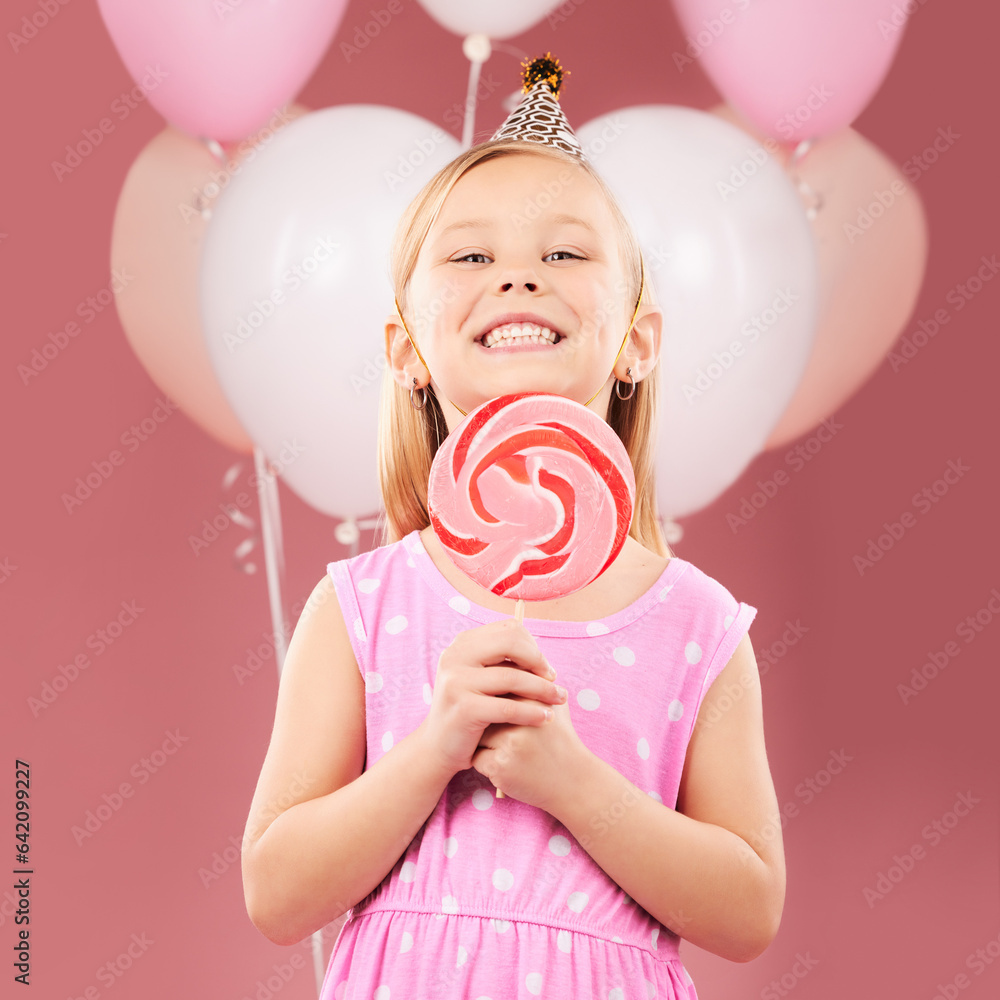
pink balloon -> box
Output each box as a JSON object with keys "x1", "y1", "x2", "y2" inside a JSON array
[
  {"x1": 674, "y1": 0, "x2": 909, "y2": 142},
  {"x1": 110, "y1": 105, "x2": 309, "y2": 454},
  {"x1": 710, "y1": 103, "x2": 929, "y2": 450},
  {"x1": 96, "y1": 0, "x2": 346, "y2": 141}
]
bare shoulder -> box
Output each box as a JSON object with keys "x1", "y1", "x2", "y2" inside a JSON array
[{"x1": 243, "y1": 573, "x2": 366, "y2": 853}]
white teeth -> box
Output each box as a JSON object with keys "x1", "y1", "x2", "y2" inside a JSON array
[{"x1": 482, "y1": 323, "x2": 559, "y2": 348}]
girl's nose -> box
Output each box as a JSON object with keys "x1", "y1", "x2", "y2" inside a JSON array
[{"x1": 501, "y1": 279, "x2": 538, "y2": 292}]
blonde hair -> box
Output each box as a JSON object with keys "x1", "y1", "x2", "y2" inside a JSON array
[{"x1": 376, "y1": 138, "x2": 670, "y2": 559}]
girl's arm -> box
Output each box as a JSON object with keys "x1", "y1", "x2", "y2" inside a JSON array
[
  {"x1": 241, "y1": 574, "x2": 455, "y2": 946},
  {"x1": 548, "y1": 633, "x2": 786, "y2": 963}
]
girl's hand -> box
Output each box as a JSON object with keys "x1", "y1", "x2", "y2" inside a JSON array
[
  {"x1": 470, "y1": 692, "x2": 590, "y2": 813},
  {"x1": 417, "y1": 618, "x2": 568, "y2": 778}
]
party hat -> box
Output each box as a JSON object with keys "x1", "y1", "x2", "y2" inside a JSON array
[{"x1": 491, "y1": 52, "x2": 586, "y2": 162}]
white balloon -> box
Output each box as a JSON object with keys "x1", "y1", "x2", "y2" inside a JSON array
[
  {"x1": 577, "y1": 106, "x2": 820, "y2": 518},
  {"x1": 199, "y1": 106, "x2": 461, "y2": 519},
  {"x1": 417, "y1": 0, "x2": 563, "y2": 39}
]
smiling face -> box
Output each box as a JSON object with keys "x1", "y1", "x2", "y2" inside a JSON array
[{"x1": 387, "y1": 152, "x2": 659, "y2": 430}]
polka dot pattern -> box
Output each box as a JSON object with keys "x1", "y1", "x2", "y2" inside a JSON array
[
  {"x1": 385, "y1": 615, "x2": 408, "y2": 635},
  {"x1": 471, "y1": 789, "x2": 494, "y2": 811},
  {"x1": 449, "y1": 594, "x2": 471, "y2": 615},
  {"x1": 548, "y1": 835, "x2": 571, "y2": 856},
  {"x1": 492, "y1": 868, "x2": 514, "y2": 891},
  {"x1": 321, "y1": 538, "x2": 756, "y2": 995}
]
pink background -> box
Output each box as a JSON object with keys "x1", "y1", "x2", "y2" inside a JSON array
[{"x1": 3, "y1": 1, "x2": 999, "y2": 998}]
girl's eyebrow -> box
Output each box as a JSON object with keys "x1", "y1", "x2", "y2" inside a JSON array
[{"x1": 434, "y1": 213, "x2": 599, "y2": 239}]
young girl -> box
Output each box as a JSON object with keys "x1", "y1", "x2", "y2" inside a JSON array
[{"x1": 242, "y1": 55, "x2": 785, "y2": 999}]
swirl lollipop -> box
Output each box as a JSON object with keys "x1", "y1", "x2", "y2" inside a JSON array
[{"x1": 428, "y1": 392, "x2": 636, "y2": 603}]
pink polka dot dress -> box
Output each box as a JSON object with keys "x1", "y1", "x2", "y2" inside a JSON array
[{"x1": 321, "y1": 530, "x2": 757, "y2": 999}]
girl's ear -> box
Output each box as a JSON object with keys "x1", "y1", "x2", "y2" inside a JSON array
[
  {"x1": 616, "y1": 303, "x2": 663, "y2": 381},
  {"x1": 385, "y1": 312, "x2": 430, "y2": 389}
]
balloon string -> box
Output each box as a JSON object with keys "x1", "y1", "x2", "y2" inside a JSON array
[
  {"x1": 462, "y1": 55, "x2": 482, "y2": 150},
  {"x1": 787, "y1": 138, "x2": 823, "y2": 221}
]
